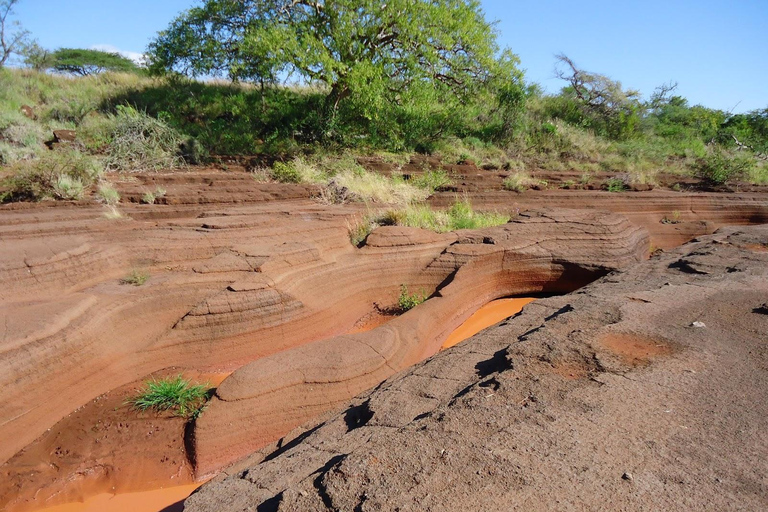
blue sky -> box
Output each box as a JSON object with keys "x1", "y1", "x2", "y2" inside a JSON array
[{"x1": 11, "y1": 0, "x2": 768, "y2": 113}]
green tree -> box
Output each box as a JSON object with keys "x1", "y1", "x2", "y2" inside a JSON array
[
  {"x1": 0, "y1": 0, "x2": 30, "y2": 67},
  {"x1": 49, "y1": 48, "x2": 140, "y2": 76},
  {"x1": 148, "y1": 0, "x2": 524, "y2": 137},
  {"x1": 20, "y1": 41, "x2": 52, "y2": 71}
]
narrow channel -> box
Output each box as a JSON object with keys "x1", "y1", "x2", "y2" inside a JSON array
[{"x1": 27, "y1": 297, "x2": 538, "y2": 512}]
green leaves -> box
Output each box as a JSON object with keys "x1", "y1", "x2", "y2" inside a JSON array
[
  {"x1": 147, "y1": 0, "x2": 525, "y2": 146},
  {"x1": 48, "y1": 48, "x2": 139, "y2": 76}
]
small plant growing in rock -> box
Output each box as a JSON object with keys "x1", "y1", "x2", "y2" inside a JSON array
[
  {"x1": 398, "y1": 284, "x2": 427, "y2": 312},
  {"x1": 121, "y1": 269, "x2": 149, "y2": 286},
  {"x1": 127, "y1": 375, "x2": 210, "y2": 418},
  {"x1": 660, "y1": 211, "x2": 682, "y2": 224}
]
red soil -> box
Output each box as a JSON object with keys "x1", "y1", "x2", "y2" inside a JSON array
[{"x1": 0, "y1": 158, "x2": 766, "y2": 511}]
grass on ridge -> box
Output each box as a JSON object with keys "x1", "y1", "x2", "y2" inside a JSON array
[{"x1": 379, "y1": 199, "x2": 510, "y2": 233}]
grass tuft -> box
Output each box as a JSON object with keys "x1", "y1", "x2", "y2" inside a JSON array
[{"x1": 127, "y1": 374, "x2": 210, "y2": 418}]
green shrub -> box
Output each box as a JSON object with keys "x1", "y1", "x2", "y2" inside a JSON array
[
  {"x1": 127, "y1": 375, "x2": 209, "y2": 418},
  {"x1": 1, "y1": 149, "x2": 102, "y2": 202},
  {"x1": 398, "y1": 284, "x2": 427, "y2": 312},
  {"x1": 271, "y1": 160, "x2": 302, "y2": 183},
  {"x1": 695, "y1": 147, "x2": 755, "y2": 185}
]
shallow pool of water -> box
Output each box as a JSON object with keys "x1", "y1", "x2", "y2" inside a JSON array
[
  {"x1": 441, "y1": 297, "x2": 536, "y2": 350},
  {"x1": 35, "y1": 483, "x2": 202, "y2": 512}
]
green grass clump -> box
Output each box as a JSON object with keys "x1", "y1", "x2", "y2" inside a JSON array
[
  {"x1": 398, "y1": 284, "x2": 427, "y2": 312},
  {"x1": 605, "y1": 177, "x2": 628, "y2": 192},
  {"x1": 141, "y1": 186, "x2": 167, "y2": 204},
  {"x1": 380, "y1": 199, "x2": 509, "y2": 233},
  {"x1": 128, "y1": 374, "x2": 210, "y2": 418},
  {"x1": 412, "y1": 169, "x2": 453, "y2": 192},
  {"x1": 503, "y1": 172, "x2": 536, "y2": 192},
  {"x1": 96, "y1": 182, "x2": 120, "y2": 205},
  {"x1": 121, "y1": 269, "x2": 150, "y2": 286}
]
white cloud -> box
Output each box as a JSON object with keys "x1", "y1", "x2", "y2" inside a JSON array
[{"x1": 90, "y1": 44, "x2": 146, "y2": 66}]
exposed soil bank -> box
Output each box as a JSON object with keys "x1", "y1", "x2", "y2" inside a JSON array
[
  {"x1": 22, "y1": 298, "x2": 537, "y2": 512},
  {"x1": 441, "y1": 297, "x2": 536, "y2": 350},
  {"x1": 0, "y1": 371, "x2": 227, "y2": 512}
]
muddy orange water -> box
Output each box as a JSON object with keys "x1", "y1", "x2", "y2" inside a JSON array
[
  {"x1": 441, "y1": 297, "x2": 536, "y2": 350},
  {"x1": 35, "y1": 483, "x2": 202, "y2": 512}
]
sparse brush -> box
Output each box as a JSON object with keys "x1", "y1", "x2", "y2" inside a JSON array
[
  {"x1": 121, "y1": 268, "x2": 150, "y2": 286},
  {"x1": 1, "y1": 149, "x2": 102, "y2": 202},
  {"x1": 332, "y1": 169, "x2": 429, "y2": 206},
  {"x1": 102, "y1": 205, "x2": 124, "y2": 219},
  {"x1": 97, "y1": 183, "x2": 121, "y2": 205},
  {"x1": 378, "y1": 199, "x2": 509, "y2": 233},
  {"x1": 104, "y1": 106, "x2": 184, "y2": 172},
  {"x1": 412, "y1": 169, "x2": 453, "y2": 192},
  {"x1": 398, "y1": 284, "x2": 427, "y2": 312},
  {"x1": 127, "y1": 374, "x2": 210, "y2": 418},
  {"x1": 503, "y1": 172, "x2": 537, "y2": 192}
]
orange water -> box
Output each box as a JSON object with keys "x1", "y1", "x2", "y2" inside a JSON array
[
  {"x1": 34, "y1": 483, "x2": 202, "y2": 512},
  {"x1": 441, "y1": 297, "x2": 536, "y2": 350}
]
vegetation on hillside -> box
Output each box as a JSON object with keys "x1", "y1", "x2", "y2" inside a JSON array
[{"x1": 0, "y1": 0, "x2": 766, "y2": 207}]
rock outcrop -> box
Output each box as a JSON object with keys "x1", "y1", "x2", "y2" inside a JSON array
[
  {"x1": 0, "y1": 203, "x2": 645, "y2": 469},
  {"x1": 189, "y1": 208, "x2": 648, "y2": 475},
  {"x1": 185, "y1": 225, "x2": 768, "y2": 511}
]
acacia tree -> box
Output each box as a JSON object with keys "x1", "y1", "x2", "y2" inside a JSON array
[
  {"x1": 49, "y1": 48, "x2": 139, "y2": 76},
  {"x1": 0, "y1": 0, "x2": 30, "y2": 67},
  {"x1": 553, "y1": 54, "x2": 642, "y2": 139},
  {"x1": 148, "y1": 0, "x2": 523, "y2": 127}
]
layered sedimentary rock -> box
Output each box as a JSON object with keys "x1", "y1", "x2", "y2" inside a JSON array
[
  {"x1": 0, "y1": 199, "x2": 644, "y2": 470},
  {"x1": 189, "y1": 208, "x2": 649, "y2": 475},
  {"x1": 185, "y1": 225, "x2": 768, "y2": 511}
]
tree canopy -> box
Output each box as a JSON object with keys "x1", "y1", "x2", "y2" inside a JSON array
[
  {"x1": 49, "y1": 48, "x2": 140, "y2": 76},
  {"x1": 148, "y1": 0, "x2": 524, "y2": 123}
]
